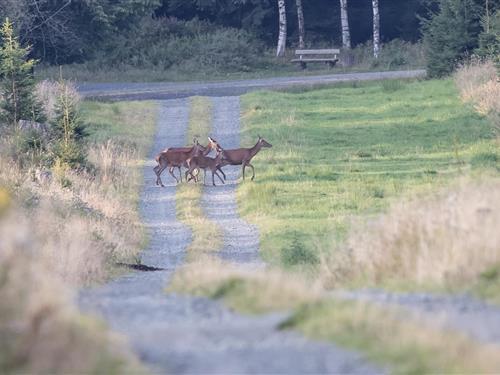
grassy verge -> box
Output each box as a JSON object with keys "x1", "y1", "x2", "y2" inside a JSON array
[
  {"x1": 175, "y1": 97, "x2": 223, "y2": 260},
  {"x1": 168, "y1": 257, "x2": 500, "y2": 373},
  {"x1": 237, "y1": 78, "x2": 497, "y2": 271},
  {"x1": 0, "y1": 99, "x2": 156, "y2": 373},
  {"x1": 281, "y1": 299, "x2": 500, "y2": 374}
]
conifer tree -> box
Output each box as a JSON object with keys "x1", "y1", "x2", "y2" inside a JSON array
[
  {"x1": 422, "y1": 0, "x2": 482, "y2": 77},
  {"x1": 51, "y1": 79, "x2": 85, "y2": 168},
  {"x1": 0, "y1": 18, "x2": 43, "y2": 128}
]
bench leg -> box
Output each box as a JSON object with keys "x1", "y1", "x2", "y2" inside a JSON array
[{"x1": 300, "y1": 61, "x2": 307, "y2": 70}]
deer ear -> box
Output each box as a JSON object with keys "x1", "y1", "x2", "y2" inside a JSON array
[{"x1": 258, "y1": 134, "x2": 261, "y2": 139}]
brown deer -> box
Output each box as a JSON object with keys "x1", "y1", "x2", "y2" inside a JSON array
[
  {"x1": 154, "y1": 139, "x2": 216, "y2": 186},
  {"x1": 186, "y1": 148, "x2": 225, "y2": 186},
  {"x1": 210, "y1": 135, "x2": 272, "y2": 181}
]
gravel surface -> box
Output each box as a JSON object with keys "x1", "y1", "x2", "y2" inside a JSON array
[
  {"x1": 201, "y1": 97, "x2": 263, "y2": 266},
  {"x1": 78, "y1": 70, "x2": 425, "y2": 101},
  {"x1": 79, "y1": 98, "x2": 383, "y2": 374},
  {"x1": 338, "y1": 289, "x2": 500, "y2": 345}
]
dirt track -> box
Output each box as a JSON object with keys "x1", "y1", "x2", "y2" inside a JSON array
[{"x1": 79, "y1": 98, "x2": 382, "y2": 374}]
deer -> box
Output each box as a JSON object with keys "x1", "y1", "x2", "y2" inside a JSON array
[
  {"x1": 209, "y1": 135, "x2": 272, "y2": 181},
  {"x1": 185, "y1": 147, "x2": 225, "y2": 186},
  {"x1": 153, "y1": 138, "x2": 217, "y2": 186}
]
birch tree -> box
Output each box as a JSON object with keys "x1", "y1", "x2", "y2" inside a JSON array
[
  {"x1": 372, "y1": 0, "x2": 380, "y2": 58},
  {"x1": 296, "y1": 0, "x2": 305, "y2": 48},
  {"x1": 277, "y1": 0, "x2": 287, "y2": 56},
  {"x1": 339, "y1": 0, "x2": 351, "y2": 49}
]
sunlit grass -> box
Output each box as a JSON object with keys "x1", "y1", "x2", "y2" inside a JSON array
[{"x1": 238, "y1": 79, "x2": 497, "y2": 268}]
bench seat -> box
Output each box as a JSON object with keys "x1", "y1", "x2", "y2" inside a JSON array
[{"x1": 291, "y1": 48, "x2": 340, "y2": 69}]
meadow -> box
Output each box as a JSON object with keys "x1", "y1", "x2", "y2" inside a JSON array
[{"x1": 238, "y1": 78, "x2": 498, "y2": 281}]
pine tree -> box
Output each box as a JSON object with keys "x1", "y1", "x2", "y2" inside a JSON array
[
  {"x1": 0, "y1": 18, "x2": 44, "y2": 128},
  {"x1": 422, "y1": 0, "x2": 483, "y2": 77},
  {"x1": 51, "y1": 79, "x2": 86, "y2": 168}
]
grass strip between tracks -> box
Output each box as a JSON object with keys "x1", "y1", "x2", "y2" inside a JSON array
[{"x1": 175, "y1": 97, "x2": 223, "y2": 261}]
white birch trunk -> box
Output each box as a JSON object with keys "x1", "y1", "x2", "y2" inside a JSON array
[
  {"x1": 296, "y1": 0, "x2": 305, "y2": 48},
  {"x1": 372, "y1": 0, "x2": 380, "y2": 59},
  {"x1": 277, "y1": 0, "x2": 287, "y2": 57},
  {"x1": 339, "y1": 0, "x2": 351, "y2": 49}
]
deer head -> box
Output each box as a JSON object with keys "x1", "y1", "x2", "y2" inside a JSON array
[{"x1": 257, "y1": 135, "x2": 272, "y2": 148}]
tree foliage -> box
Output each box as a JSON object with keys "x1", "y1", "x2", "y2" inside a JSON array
[
  {"x1": 51, "y1": 80, "x2": 86, "y2": 168},
  {"x1": 0, "y1": 18, "x2": 43, "y2": 127},
  {"x1": 422, "y1": 0, "x2": 500, "y2": 77}
]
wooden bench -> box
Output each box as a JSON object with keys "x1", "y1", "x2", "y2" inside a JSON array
[{"x1": 291, "y1": 49, "x2": 340, "y2": 69}]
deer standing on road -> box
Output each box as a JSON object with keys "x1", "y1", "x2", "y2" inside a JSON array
[
  {"x1": 154, "y1": 138, "x2": 217, "y2": 186},
  {"x1": 186, "y1": 147, "x2": 225, "y2": 186},
  {"x1": 210, "y1": 136, "x2": 272, "y2": 181}
]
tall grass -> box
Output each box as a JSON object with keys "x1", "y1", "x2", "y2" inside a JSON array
[
  {"x1": 0, "y1": 90, "x2": 156, "y2": 371},
  {"x1": 454, "y1": 59, "x2": 500, "y2": 134},
  {"x1": 321, "y1": 179, "x2": 500, "y2": 291}
]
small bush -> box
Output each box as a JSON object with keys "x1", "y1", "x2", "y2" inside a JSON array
[{"x1": 281, "y1": 232, "x2": 319, "y2": 266}]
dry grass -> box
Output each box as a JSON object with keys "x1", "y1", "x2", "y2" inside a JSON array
[
  {"x1": 169, "y1": 257, "x2": 321, "y2": 313},
  {"x1": 321, "y1": 179, "x2": 500, "y2": 289},
  {"x1": 285, "y1": 298, "x2": 500, "y2": 374},
  {"x1": 454, "y1": 59, "x2": 500, "y2": 133},
  {"x1": 0, "y1": 209, "x2": 144, "y2": 374},
  {"x1": 0, "y1": 84, "x2": 156, "y2": 371}
]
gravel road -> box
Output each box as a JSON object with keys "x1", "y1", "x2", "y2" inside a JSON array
[
  {"x1": 77, "y1": 69, "x2": 425, "y2": 101},
  {"x1": 201, "y1": 97, "x2": 263, "y2": 266},
  {"x1": 79, "y1": 98, "x2": 383, "y2": 374}
]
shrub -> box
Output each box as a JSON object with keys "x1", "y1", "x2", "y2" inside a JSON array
[
  {"x1": 281, "y1": 232, "x2": 319, "y2": 266},
  {"x1": 92, "y1": 17, "x2": 265, "y2": 74}
]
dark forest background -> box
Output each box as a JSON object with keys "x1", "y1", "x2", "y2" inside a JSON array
[{"x1": 0, "y1": 0, "x2": 498, "y2": 78}]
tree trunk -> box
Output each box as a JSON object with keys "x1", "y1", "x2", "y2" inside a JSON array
[
  {"x1": 372, "y1": 0, "x2": 380, "y2": 59},
  {"x1": 339, "y1": 0, "x2": 351, "y2": 49},
  {"x1": 296, "y1": 0, "x2": 305, "y2": 48},
  {"x1": 277, "y1": 0, "x2": 287, "y2": 57}
]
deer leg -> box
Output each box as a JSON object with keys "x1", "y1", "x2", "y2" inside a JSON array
[
  {"x1": 157, "y1": 165, "x2": 167, "y2": 187},
  {"x1": 217, "y1": 166, "x2": 226, "y2": 180},
  {"x1": 242, "y1": 164, "x2": 246, "y2": 180},
  {"x1": 168, "y1": 166, "x2": 179, "y2": 184},
  {"x1": 153, "y1": 165, "x2": 159, "y2": 186},
  {"x1": 178, "y1": 166, "x2": 183, "y2": 182},
  {"x1": 214, "y1": 170, "x2": 225, "y2": 184},
  {"x1": 248, "y1": 163, "x2": 256, "y2": 181}
]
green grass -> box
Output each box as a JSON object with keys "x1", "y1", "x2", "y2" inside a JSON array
[
  {"x1": 82, "y1": 101, "x2": 156, "y2": 156},
  {"x1": 281, "y1": 299, "x2": 500, "y2": 374},
  {"x1": 175, "y1": 97, "x2": 224, "y2": 260},
  {"x1": 238, "y1": 78, "x2": 498, "y2": 268}
]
